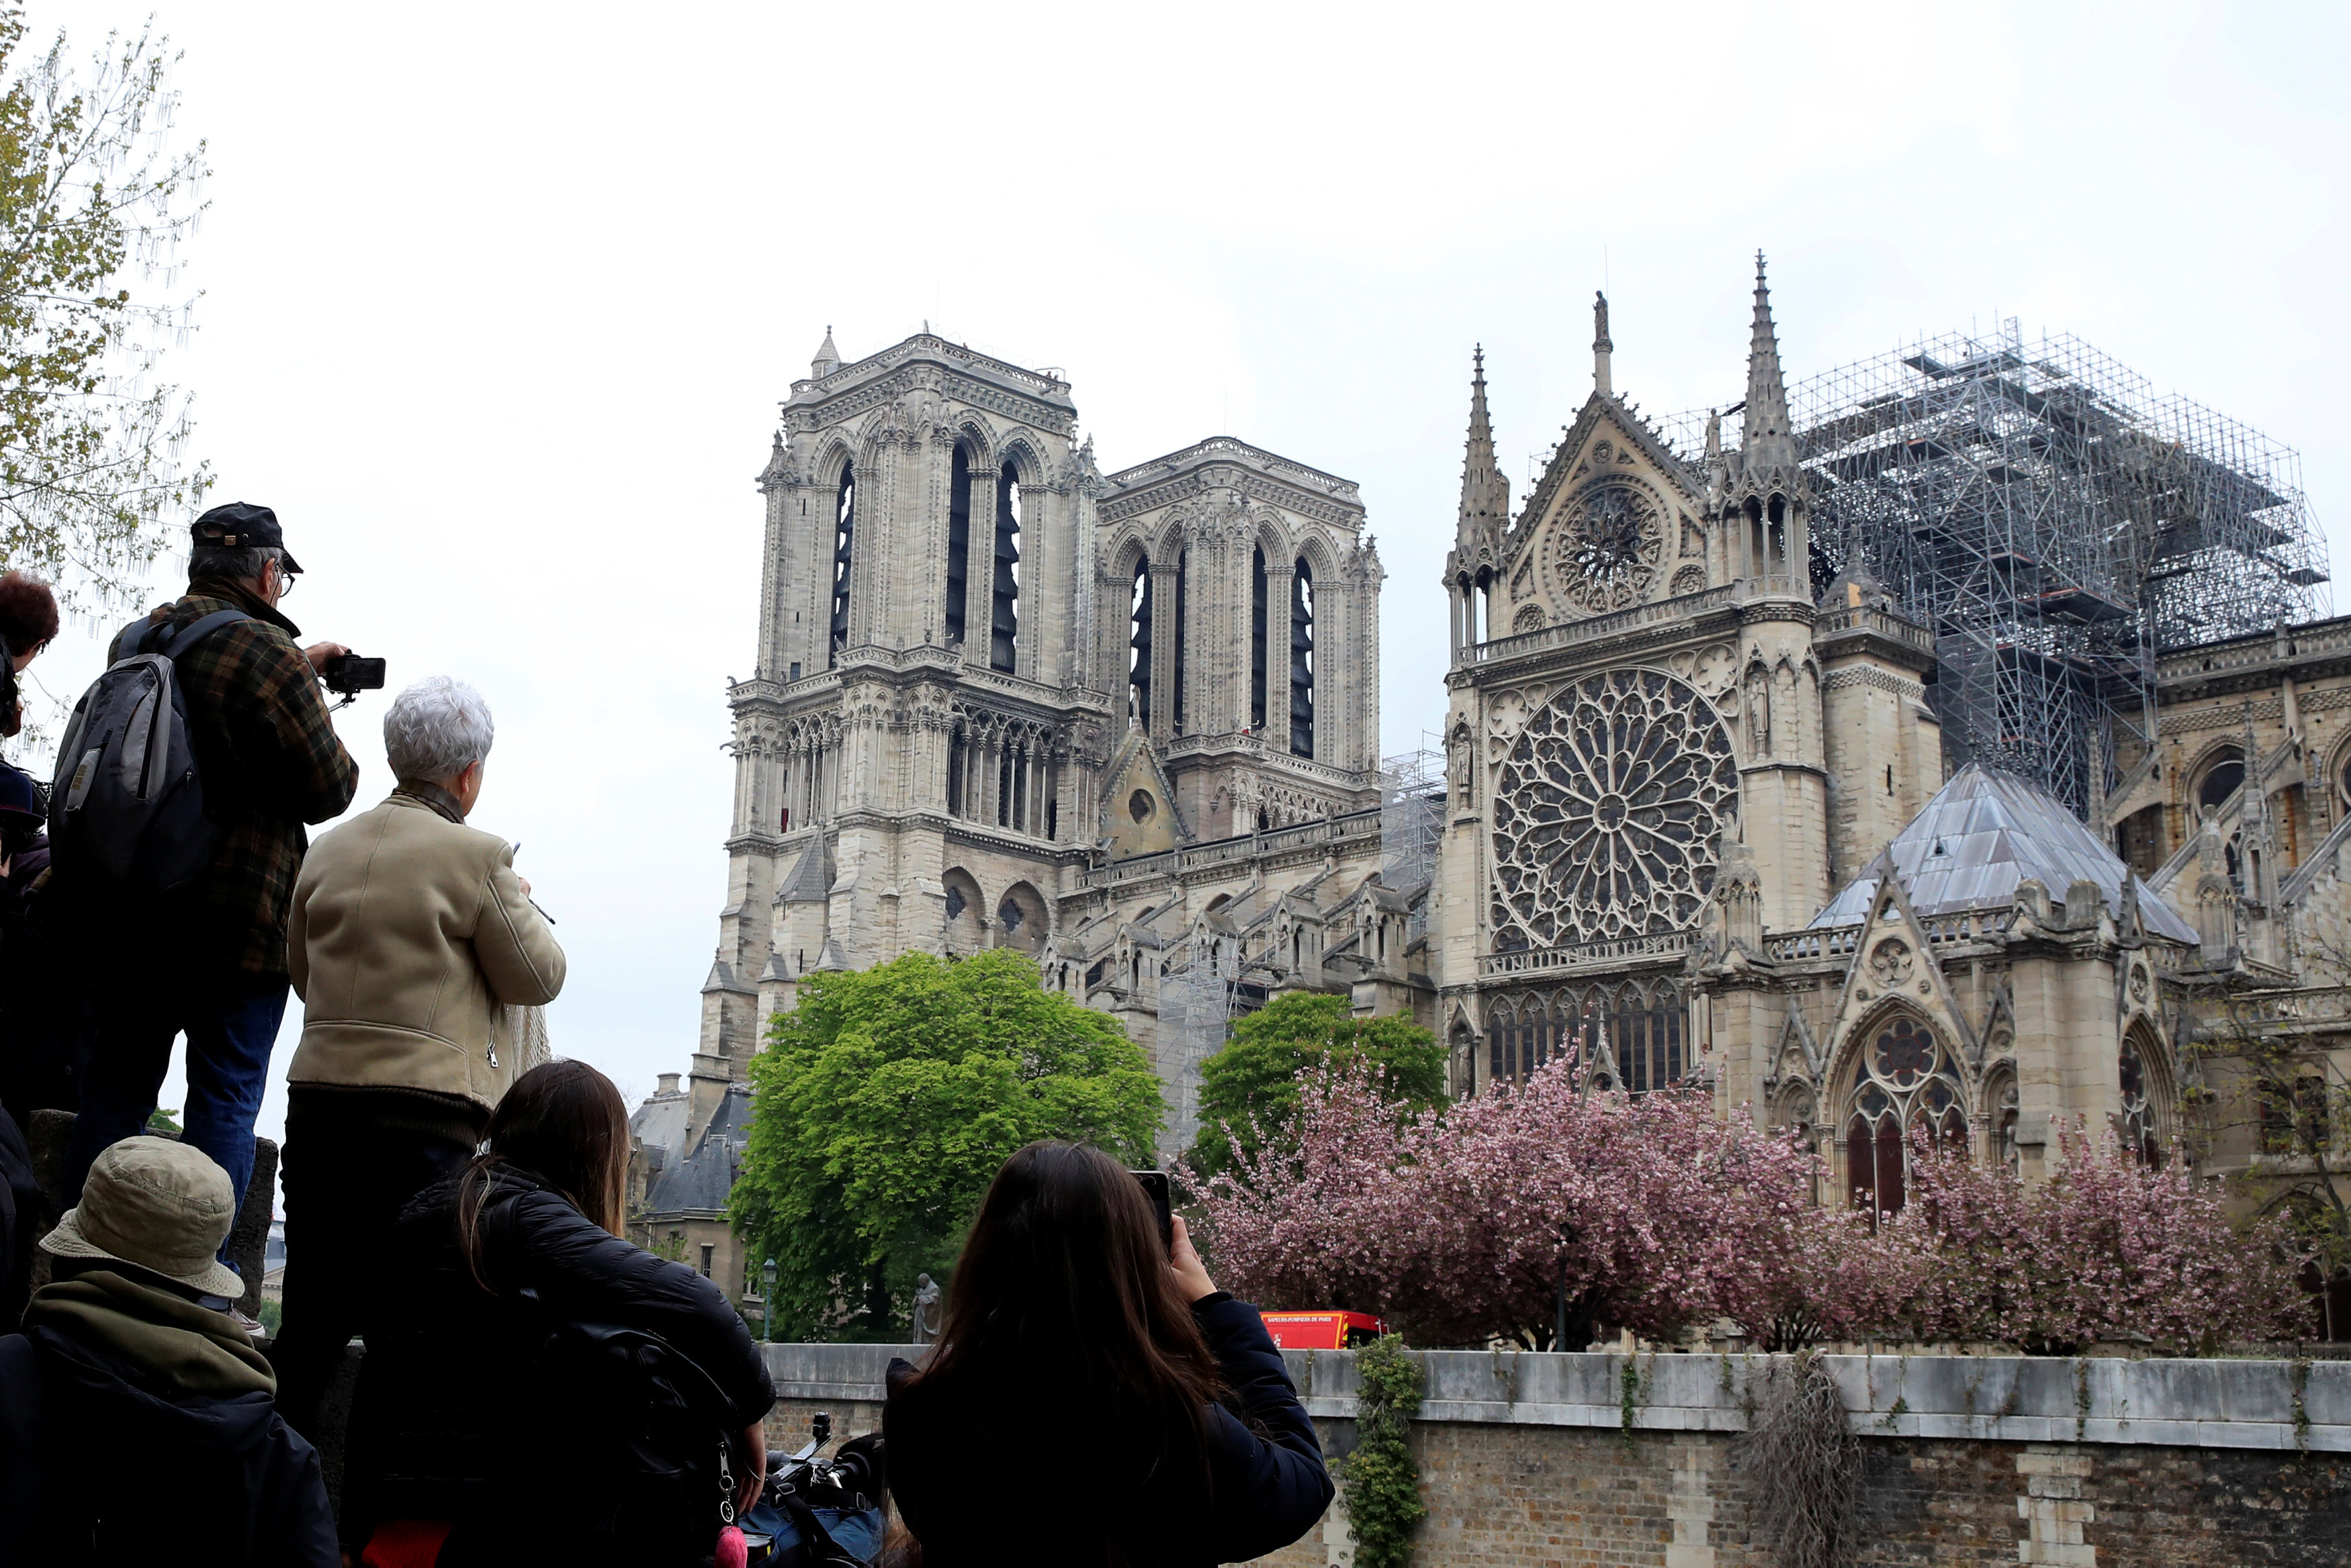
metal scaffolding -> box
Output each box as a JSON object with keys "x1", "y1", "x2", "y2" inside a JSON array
[
  {"x1": 1380, "y1": 745, "x2": 1444, "y2": 940},
  {"x1": 1670, "y1": 322, "x2": 2326, "y2": 819}
]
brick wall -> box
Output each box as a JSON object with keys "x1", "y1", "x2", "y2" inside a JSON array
[
  {"x1": 762, "y1": 1346, "x2": 2351, "y2": 1567},
  {"x1": 1236, "y1": 1422, "x2": 2349, "y2": 1568}
]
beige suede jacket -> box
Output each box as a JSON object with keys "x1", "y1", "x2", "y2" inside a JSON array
[{"x1": 287, "y1": 791, "x2": 566, "y2": 1113}]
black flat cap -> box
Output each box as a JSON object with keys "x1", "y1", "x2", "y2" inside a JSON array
[{"x1": 192, "y1": 502, "x2": 302, "y2": 575}]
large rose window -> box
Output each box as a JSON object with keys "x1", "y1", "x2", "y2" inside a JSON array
[
  {"x1": 1489, "y1": 668, "x2": 1737, "y2": 950},
  {"x1": 1551, "y1": 483, "x2": 1665, "y2": 614}
]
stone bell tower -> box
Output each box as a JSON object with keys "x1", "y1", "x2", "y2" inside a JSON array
[{"x1": 692, "y1": 330, "x2": 1114, "y2": 1137}]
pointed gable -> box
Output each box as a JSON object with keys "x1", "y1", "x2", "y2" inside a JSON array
[
  {"x1": 1100, "y1": 728, "x2": 1189, "y2": 860},
  {"x1": 1501, "y1": 394, "x2": 1707, "y2": 626}
]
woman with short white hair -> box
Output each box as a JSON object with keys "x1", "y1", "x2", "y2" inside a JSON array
[{"x1": 273, "y1": 677, "x2": 567, "y2": 1458}]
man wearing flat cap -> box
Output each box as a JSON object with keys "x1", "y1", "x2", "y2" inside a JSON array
[
  {"x1": 56, "y1": 504, "x2": 361, "y2": 1326},
  {"x1": 0, "y1": 1137, "x2": 338, "y2": 1563}
]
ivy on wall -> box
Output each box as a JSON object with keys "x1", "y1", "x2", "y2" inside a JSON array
[{"x1": 1339, "y1": 1335, "x2": 1427, "y2": 1568}]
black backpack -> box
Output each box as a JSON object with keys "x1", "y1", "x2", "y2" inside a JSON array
[{"x1": 47, "y1": 610, "x2": 249, "y2": 893}]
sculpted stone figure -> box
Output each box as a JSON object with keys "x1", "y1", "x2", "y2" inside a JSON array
[{"x1": 911, "y1": 1272, "x2": 943, "y2": 1344}]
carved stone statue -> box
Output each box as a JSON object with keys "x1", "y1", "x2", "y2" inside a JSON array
[{"x1": 910, "y1": 1273, "x2": 943, "y2": 1344}]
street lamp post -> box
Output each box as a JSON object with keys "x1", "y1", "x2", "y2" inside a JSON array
[{"x1": 762, "y1": 1257, "x2": 777, "y2": 1342}]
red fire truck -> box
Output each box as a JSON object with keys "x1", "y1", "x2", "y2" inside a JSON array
[{"x1": 1256, "y1": 1310, "x2": 1388, "y2": 1350}]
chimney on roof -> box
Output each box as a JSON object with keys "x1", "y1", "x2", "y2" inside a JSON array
[{"x1": 658, "y1": 1072, "x2": 681, "y2": 1096}]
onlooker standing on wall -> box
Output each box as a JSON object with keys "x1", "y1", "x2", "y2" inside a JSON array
[
  {"x1": 271, "y1": 676, "x2": 566, "y2": 1440},
  {"x1": 56, "y1": 505, "x2": 361, "y2": 1292},
  {"x1": 0, "y1": 1138, "x2": 339, "y2": 1566},
  {"x1": 0, "y1": 571, "x2": 74, "y2": 1131}
]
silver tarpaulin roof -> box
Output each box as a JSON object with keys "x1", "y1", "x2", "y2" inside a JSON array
[{"x1": 1810, "y1": 762, "x2": 2200, "y2": 945}]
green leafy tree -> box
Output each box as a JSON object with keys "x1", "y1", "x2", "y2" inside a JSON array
[
  {"x1": 730, "y1": 949, "x2": 1162, "y2": 1341},
  {"x1": 1186, "y1": 993, "x2": 1444, "y2": 1181},
  {"x1": 0, "y1": 10, "x2": 210, "y2": 614}
]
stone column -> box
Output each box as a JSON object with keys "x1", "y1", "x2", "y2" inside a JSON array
[{"x1": 965, "y1": 462, "x2": 998, "y2": 667}]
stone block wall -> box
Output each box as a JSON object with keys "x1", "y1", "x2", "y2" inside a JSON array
[{"x1": 761, "y1": 1344, "x2": 2351, "y2": 1567}]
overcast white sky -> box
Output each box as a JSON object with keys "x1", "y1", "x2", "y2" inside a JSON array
[{"x1": 19, "y1": 1, "x2": 2349, "y2": 1188}]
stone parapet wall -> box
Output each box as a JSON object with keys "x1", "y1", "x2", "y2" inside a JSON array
[{"x1": 761, "y1": 1344, "x2": 2350, "y2": 1565}]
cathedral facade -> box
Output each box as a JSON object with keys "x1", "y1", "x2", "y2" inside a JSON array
[
  {"x1": 644, "y1": 282, "x2": 2350, "y2": 1319},
  {"x1": 1437, "y1": 265, "x2": 2350, "y2": 1251},
  {"x1": 634, "y1": 332, "x2": 1426, "y2": 1293}
]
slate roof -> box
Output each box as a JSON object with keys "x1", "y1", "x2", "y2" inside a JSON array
[
  {"x1": 644, "y1": 1084, "x2": 754, "y2": 1217},
  {"x1": 629, "y1": 1087, "x2": 691, "y2": 1164},
  {"x1": 1811, "y1": 762, "x2": 2199, "y2": 944}
]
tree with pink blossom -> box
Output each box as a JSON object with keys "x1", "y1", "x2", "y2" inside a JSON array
[
  {"x1": 1188, "y1": 1056, "x2": 1828, "y2": 1349},
  {"x1": 1188, "y1": 1062, "x2": 2313, "y2": 1355},
  {"x1": 1879, "y1": 1126, "x2": 2311, "y2": 1354}
]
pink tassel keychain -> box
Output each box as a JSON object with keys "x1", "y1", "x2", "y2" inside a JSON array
[{"x1": 717, "y1": 1524, "x2": 750, "y2": 1568}]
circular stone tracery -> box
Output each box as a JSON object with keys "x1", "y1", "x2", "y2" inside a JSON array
[
  {"x1": 1550, "y1": 482, "x2": 1667, "y2": 615},
  {"x1": 1489, "y1": 667, "x2": 1738, "y2": 950}
]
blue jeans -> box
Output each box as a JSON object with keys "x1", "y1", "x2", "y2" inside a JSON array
[{"x1": 62, "y1": 968, "x2": 289, "y2": 1269}]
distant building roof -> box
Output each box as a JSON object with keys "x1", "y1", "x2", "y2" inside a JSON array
[
  {"x1": 644, "y1": 1084, "x2": 753, "y2": 1218},
  {"x1": 629, "y1": 1083, "x2": 691, "y2": 1163},
  {"x1": 1811, "y1": 762, "x2": 2199, "y2": 944}
]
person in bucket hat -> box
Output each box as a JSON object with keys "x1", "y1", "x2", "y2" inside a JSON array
[{"x1": 0, "y1": 1138, "x2": 337, "y2": 1566}]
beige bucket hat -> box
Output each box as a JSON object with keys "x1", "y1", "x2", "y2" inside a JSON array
[{"x1": 40, "y1": 1138, "x2": 246, "y2": 1297}]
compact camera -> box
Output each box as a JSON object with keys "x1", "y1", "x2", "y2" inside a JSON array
[{"x1": 322, "y1": 653, "x2": 387, "y2": 698}]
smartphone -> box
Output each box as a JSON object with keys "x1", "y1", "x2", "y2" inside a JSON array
[{"x1": 1130, "y1": 1168, "x2": 1173, "y2": 1249}]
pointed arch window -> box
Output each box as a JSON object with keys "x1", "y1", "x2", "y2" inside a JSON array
[
  {"x1": 828, "y1": 461, "x2": 856, "y2": 667},
  {"x1": 1173, "y1": 549, "x2": 1189, "y2": 735},
  {"x1": 1485, "y1": 979, "x2": 1683, "y2": 1092},
  {"x1": 1290, "y1": 558, "x2": 1315, "y2": 759},
  {"x1": 2119, "y1": 1035, "x2": 2163, "y2": 1166},
  {"x1": 1249, "y1": 547, "x2": 1268, "y2": 729},
  {"x1": 991, "y1": 461, "x2": 1022, "y2": 673},
  {"x1": 1845, "y1": 1014, "x2": 1966, "y2": 1226},
  {"x1": 945, "y1": 445, "x2": 972, "y2": 648},
  {"x1": 1128, "y1": 555, "x2": 1153, "y2": 729}
]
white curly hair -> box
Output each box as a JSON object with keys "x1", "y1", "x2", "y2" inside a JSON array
[{"x1": 383, "y1": 676, "x2": 495, "y2": 782}]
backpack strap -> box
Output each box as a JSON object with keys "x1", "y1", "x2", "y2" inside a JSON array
[{"x1": 158, "y1": 609, "x2": 251, "y2": 662}]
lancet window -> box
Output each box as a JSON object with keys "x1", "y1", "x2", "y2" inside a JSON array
[
  {"x1": 945, "y1": 445, "x2": 972, "y2": 648},
  {"x1": 945, "y1": 705, "x2": 1059, "y2": 840},
  {"x1": 991, "y1": 460, "x2": 1021, "y2": 674},
  {"x1": 2119, "y1": 1035, "x2": 2164, "y2": 1166},
  {"x1": 1172, "y1": 549, "x2": 1189, "y2": 734},
  {"x1": 1128, "y1": 557, "x2": 1153, "y2": 729},
  {"x1": 828, "y1": 462, "x2": 856, "y2": 667},
  {"x1": 1249, "y1": 547, "x2": 1268, "y2": 729},
  {"x1": 1290, "y1": 558, "x2": 1315, "y2": 759},
  {"x1": 1484, "y1": 978, "x2": 1685, "y2": 1093},
  {"x1": 1844, "y1": 1014, "x2": 1966, "y2": 1226}
]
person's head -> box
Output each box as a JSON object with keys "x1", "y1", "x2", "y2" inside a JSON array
[
  {"x1": 188, "y1": 502, "x2": 302, "y2": 607},
  {"x1": 39, "y1": 1138, "x2": 247, "y2": 1302},
  {"x1": 0, "y1": 570, "x2": 57, "y2": 738},
  {"x1": 0, "y1": 571, "x2": 58, "y2": 674},
  {"x1": 457, "y1": 1060, "x2": 629, "y2": 1287},
  {"x1": 0, "y1": 763, "x2": 42, "y2": 864},
  {"x1": 918, "y1": 1142, "x2": 1223, "y2": 1455},
  {"x1": 384, "y1": 676, "x2": 495, "y2": 816}
]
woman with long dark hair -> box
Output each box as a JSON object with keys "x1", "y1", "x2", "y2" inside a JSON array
[
  {"x1": 347, "y1": 1060, "x2": 774, "y2": 1566},
  {"x1": 885, "y1": 1142, "x2": 1331, "y2": 1567}
]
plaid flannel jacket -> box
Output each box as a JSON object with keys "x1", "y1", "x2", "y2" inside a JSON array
[{"x1": 140, "y1": 580, "x2": 360, "y2": 980}]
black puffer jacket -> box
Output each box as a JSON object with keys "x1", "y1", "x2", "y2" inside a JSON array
[
  {"x1": 0, "y1": 1279, "x2": 338, "y2": 1567},
  {"x1": 885, "y1": 1293, "x2": 1333, "y2": 1568},
  {"x1": 349, "y1": 1164, "x2": 775, "y2": 1565}
]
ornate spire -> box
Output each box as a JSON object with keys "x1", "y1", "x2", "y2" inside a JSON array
[
  {"x1": 1457, "y1": 346, "x2": 1510, "y2": 545},
  {"x1": 1742, "y1": 255, "x2": 1793, "y2": 469},
  {"x1": 811, "y1": 325, "x2": 841, "y2": 379},
  {"x1": 1592, "y1": 291, "x2": 1614, "y2": 400}
]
